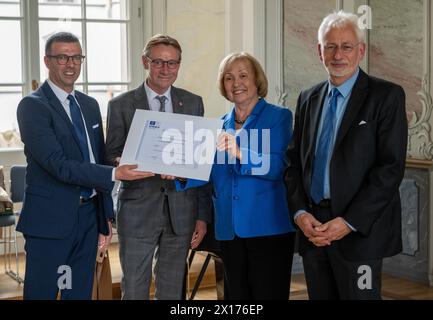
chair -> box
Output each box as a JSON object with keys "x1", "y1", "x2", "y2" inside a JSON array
[
  {"x1": 183, "y1": 220, "x2": 226, "y2": 300},
  {"x1": 186, "y1": 249, "x2": 225, "y2": 300},
  {"x1": 10, "y1": 165, "x2": 26, "y2": 205},
  {"x1": 0, "y1": 165, "x2": 26, "y2": 284}
]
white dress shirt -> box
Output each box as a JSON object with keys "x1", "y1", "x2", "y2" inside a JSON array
[
  {"x1": 144, "y1": 81, "x2": 173, "y2": 113},
  {"x1": 47, "y1": 79, "x2": 114, "y2": 190}
]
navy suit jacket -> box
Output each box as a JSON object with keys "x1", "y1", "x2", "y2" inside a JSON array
[
  {"x1": 180, "y1": 99, "x2": 296, "y2": 240},
  {"x1": 16, "y1": 81, "x2": 114, "y2": 239}
]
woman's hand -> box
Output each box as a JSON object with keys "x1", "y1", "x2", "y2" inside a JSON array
[{"x1": 217, "y1": 132, "x2": 242, "y2": 161}]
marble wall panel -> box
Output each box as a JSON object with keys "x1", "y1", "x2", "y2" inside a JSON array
[
  {"x1": 369, "y1": 0, "x2": 423, "y2": 124},
  {"x1": 384, "y1": 169, "x2": 430, "y2": 284},
  {"x1": 283, "y1": 0, "x2": 336, "y2": 111},
  {"x1": 400, "y1": 179, "x2": 419, "y2": 256}
]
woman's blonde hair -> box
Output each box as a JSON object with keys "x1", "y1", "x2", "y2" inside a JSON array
[{"x1": 217, "y1": 52, "x2": 268, "y2": 100}]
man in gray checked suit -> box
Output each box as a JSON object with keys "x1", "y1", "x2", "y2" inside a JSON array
[{"x1": 105, "y1": 34, "x2": 212, "y2": 300}]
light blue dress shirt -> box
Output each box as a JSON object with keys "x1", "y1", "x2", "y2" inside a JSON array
[{"x1": 315, "y1": 68, "x2": 360, "y2": 199}]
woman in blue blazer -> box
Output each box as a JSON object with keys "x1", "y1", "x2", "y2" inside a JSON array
[{"x1": 175, "y1": 52, "x2": 296, "y2": 299}]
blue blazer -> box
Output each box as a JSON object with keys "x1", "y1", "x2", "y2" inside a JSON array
[
  {"x1": 16, "y1": 81, "x2": 114, "y2": 239},
  {"x1": 180, "y1": 99, "x2": 296, "y2": 240}
]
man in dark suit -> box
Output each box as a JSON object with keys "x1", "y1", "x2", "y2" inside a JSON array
[
  {"x1": 285, "y1": 11, "x2": 407, "y2": 299},
  {"x1": 17, "y1": 32, "x2": 152, "y2": 300},
  {"x1": 105, "y1": 34, "x2": 212, "y2": 300}
]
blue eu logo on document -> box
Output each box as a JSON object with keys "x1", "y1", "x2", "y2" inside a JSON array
[{"x1": 148, "y1": 121, "x2": 160, "y2": 129}]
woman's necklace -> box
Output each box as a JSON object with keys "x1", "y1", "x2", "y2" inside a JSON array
[
  {"x1": 234, "y1": 117, "x2": 247, "y2": 125},
  {"x1": 235, "y1": 112, "x2": 250, "y2": 125},
  {"x1": 235, "y1": 98, "x2": 259, "y2": 125}
]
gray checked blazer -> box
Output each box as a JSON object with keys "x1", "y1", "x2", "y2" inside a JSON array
[{"x1": 105, "y1": 84, "x2": 212, "y2": 238}]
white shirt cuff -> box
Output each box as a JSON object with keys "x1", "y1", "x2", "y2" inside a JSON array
[
  {"x1": 294, "y1": 210, "x2": 307, "y2": 222},
  {"x1": 343, "y1": 219, "x2": 357, "y2": 232}
]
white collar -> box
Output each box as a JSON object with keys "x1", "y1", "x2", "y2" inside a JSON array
[
  {"x1": 144, "y1": 80, "x2": 171, "y2": 102},
  {"x1": 47, "y1": 79, "x2": 76, "y2": 104}
]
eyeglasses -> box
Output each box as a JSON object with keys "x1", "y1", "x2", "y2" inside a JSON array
[
  {"x1": 47, "y1": 54, "x2": 86, "y2": 65},
  {"x1": 146, "y1": 57, "x2": 180, "y2": 69},
  {"x1": 323, "y1": 42, "x2": 361, "y2": 54}
]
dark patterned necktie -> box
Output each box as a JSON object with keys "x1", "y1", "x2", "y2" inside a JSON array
[{"x1": 156, "y1": 95, "x2": 167, "y2": 112}]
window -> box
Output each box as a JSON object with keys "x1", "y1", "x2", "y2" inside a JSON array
[
  {"x1": 0, "y1": 0, "x2": 23, "y2": 134},
  {"x1": 0, "y1": 0, "x2": 134, "y2": 143}
]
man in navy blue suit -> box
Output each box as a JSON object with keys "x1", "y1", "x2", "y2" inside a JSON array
[{"x1": 16, "y1": 32, "x2": 152, "y2": 300}]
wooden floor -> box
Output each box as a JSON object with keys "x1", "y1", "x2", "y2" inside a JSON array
[{"x1": 1, "y1": 243, "x2": 433, "y2": 300}]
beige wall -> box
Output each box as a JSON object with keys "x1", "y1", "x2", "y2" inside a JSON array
[{"x1": 166, "y1": 0, "x2": 227, "y2": 119}]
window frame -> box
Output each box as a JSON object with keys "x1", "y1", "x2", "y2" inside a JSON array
[
  {"x1": 0, "y1": 0, "x2": 143, "y2": 138},
  {"x1": 35, "y1": 0, "x2": 131, "y2": 99}
]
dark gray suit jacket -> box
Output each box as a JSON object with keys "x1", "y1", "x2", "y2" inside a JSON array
[{"x1": 105, "y1": 84, "x2": 212, "y2": 238}]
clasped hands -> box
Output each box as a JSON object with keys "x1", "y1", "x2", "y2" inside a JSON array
[{"x1": 295, "y1": 212, "x2": 352, "y2": 247}]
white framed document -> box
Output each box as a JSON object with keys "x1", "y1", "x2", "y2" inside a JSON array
[{"x1": 120, "y1": 110, "x2": 224, "y2": 181}]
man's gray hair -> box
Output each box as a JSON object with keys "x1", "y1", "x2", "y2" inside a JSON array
[{"x1": 318, "y1": 10, "x2": 365, "y2": 45}]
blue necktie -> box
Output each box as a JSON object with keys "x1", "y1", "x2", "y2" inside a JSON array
[
  {"x1": 67, "y1": 95, "x2": 92, "y2": 199},
  {"x1": 310, "y1": 88, "x2": 340, "y2": 204}
]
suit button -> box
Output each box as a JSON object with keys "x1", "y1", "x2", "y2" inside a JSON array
[
  {"x1": 230, "y1": 169, "x2": 234, "y2": 174},
  {"x1": 233, "y1": 196, "x2": 239, "y2": 200},
  {"x1": 160, "y1": 187, "x2": 166, "y2": 193}
]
